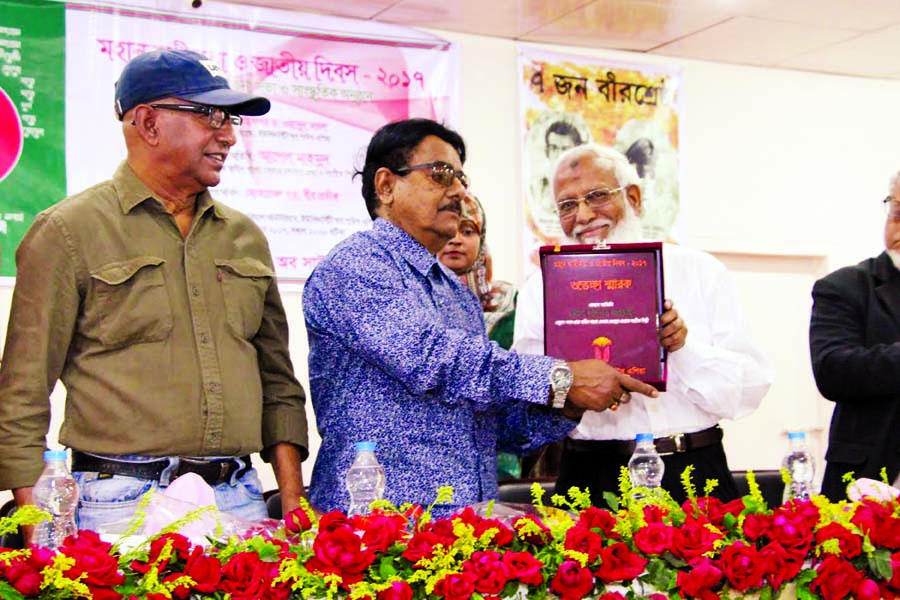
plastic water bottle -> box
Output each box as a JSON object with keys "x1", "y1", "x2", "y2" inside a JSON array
[
  {"x1": 782, "y1": 431, "x2": 815, "y2": 503},
  {"x1": 346, "y1": 441, "x2": 386, "y2": 517},
  {"x1": 32, "y1": 449, "x2": 78, "y2": 550},
  {"x1": 628, "y1": 433, "x2": 664, "y2": 498}
]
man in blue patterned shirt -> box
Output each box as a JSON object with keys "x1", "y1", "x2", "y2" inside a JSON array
[{"x1": 303, "y1": 119, "x2": 660, "y2": 515}]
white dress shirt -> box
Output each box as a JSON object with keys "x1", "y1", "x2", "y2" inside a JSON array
[{"x1": 513, "y1": 243, "x2": 774, "y2": 441}]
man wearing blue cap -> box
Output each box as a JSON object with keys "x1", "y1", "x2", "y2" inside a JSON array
[{"x1": 0, "y1": 49, "x2": 309, "y2": 535}]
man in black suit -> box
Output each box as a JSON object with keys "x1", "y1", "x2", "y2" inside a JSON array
[{"x1": 810, "y1": 174, "x2": 900, "y2": 501}]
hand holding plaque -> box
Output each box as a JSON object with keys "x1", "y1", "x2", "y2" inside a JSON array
[
  {"x1": 541, "y1": 242, "x2": 668, "y2": 391},
  {"x1": 567, "y1": 358, "x2": 659, "y2": 412}
]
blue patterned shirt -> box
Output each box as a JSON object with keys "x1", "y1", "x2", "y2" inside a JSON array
[{"x1": 303, "y1": 219, "x2": 575, "y2": 515}]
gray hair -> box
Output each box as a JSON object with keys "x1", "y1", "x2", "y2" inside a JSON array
[{"x1": 550, "y1": 143, "x2": 641, "y2": 198}]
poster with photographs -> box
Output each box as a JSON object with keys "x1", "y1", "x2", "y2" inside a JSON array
[{"x1": 518, "y1": 46, "x2": 682, "y2": 270}]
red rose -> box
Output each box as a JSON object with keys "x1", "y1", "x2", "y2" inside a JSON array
[
  {"x1": 759, "y1": 541, "x2": 803, "y2": 589},
  {"x1": 313, "y1": 527, "x2": 376, "y2": 577},
  {"x1": 647, "y1": 595, "x2": 668, "y2": 600},
  {"x1": 319, "y1": 510, "x2": 354, "y2": 533},
  {"x1": 378, "y1": 581, "x2": 413, "y2": 600},
  {"x1": 502, "y1": 550, "x2": 544, "y2": 586},
  {"x1": 402, "y1": 531, "x2": 444, "y2": 563},
  {"x1": 856, "y1": 578, "x2": 882, "y2": 600},
  {"x1": 464, "y1": 551, "x2": 510, "y2": 595},
  {"x1": 597, "y1": 593, "x2": 627, "y2": 600},
  {"x1": 684, "y1": 497, "x2": 742, "y2": 527},
  {"x1": 4, "y1": 546, "x2": 53, "y2": 596},
  {"x1": 163, "y1": 572, "x2": 192, "y2": 600},
  {"x1": 676, "y1": 557, "x2": 723, "y2": 600},
  {"x1": 361, "y1": 512, "x2": 408, "y2": 552},
  {"x1": 513, "y1": 514, "x2": 553, "y2": 545},
  {"x1": 434, "y1": 571, "x2": 477, "y2": 600},
  {"x1": 451, "y1": 508, "x2": 514, "y2": 547},
  {"x1": 220, "y1": 551, "x2": 267, "y2": 599},
  {"x1": 61, "y1": 532, "x2": 125, "y2": 595},
  {"x1": 810, "y1": 556, "x2": 863, "y2": 600},
  {"x1": 741, "y1": 513, "x2": 771, "y2": 541},
  {"x1": 815, "y1": 522, "x2": 862, "y2": 559},
  {"x1": 594, "y1": 542, "x2": 647, "y2": 583},
  {"x1": 854, "y1": 501, "x2": 900, "y2": 550},
  {"x1": 633, "y1": 522, "x2": 674, "y2": 556},
  {"x1": 767, "y1": 508, "x2": 814, "y2": 558},
  {"x1": 130, "y1": 532, "x2": 192, "y2": 574},
  {"x1": 183, "y1": 545, "x2": 222, "y2": 593},
  {"x1": 564, "y1": 525, "x2": 605, "y2": 563},
  {"x1": 642, "y1": 504, "x2": 669, "y2": 524},
  {"x1": 719, "y1": 541, "x2": 763, "y2": 592},
  {"x1": 671, "y1": 521, "x2": 722, "y2": 560},
  {"x1": 550, "y1": 560, "x2": 595, "y2": 600},
  {"x1": 284, "y1": 506, "x2": 314, "y2": 533},
  {"x1": 577, "y1": 507, "x2": 620, "y2": 538}
]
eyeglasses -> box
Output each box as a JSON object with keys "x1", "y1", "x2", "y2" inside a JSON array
[
  {"x1": 556, "y1": 187, "x2": 624, "y2": 218},
  {"x1": 150, "y1": 103, "x2": 242, "y2": 129},
  {"x1": 393, "y1": 161, "x2": 469, "y2": 189},
  {"x1": 884, "y1": 197, "x2": 900, "y2": 222}
]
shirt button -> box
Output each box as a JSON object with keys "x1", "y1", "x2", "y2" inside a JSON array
[
  {"x1": 207, "y1": 382, "x2": 222, "y2": 394},
  {"x1": 200, "y1": 334, "x2": 210, "y2": 344},
  {"x1": 192, "y1": 287, "x2": 200, "y2": 297}
]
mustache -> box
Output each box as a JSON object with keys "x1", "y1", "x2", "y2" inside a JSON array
[
  {"x1": 439, "y1": 200, "x2": 461, "y2": 214},
  {"x1": 572, "y1": 218, "x2": 612, "y2": 236}
]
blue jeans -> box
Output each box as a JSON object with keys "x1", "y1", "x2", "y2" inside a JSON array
[{"x1": 73, "y1": 457, "x2": 267, "y2": 534}]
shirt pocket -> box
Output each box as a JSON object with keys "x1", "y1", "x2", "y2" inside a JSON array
[
  {"x1": 88, "y1": 257, "x2": 173, "y2": 347},
  {"x1": 215, "y1": 257, "x2": 273, "y2": 340}
]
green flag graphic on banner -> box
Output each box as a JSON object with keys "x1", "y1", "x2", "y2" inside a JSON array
[{"x1": 0, "y1": 0, "x2": 65, "y2": 277}]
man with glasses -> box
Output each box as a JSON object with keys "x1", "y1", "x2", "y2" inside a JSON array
[
  {"x1": 303, "y1": 119, "x2": 661, "y2": 516},
  {"x1": 513, "y1": 144, "x2": 773, "y2": 504},
  {"x1": 0, "y1": 49, "x2": 310, "y2": 535},
  {"x1": 811, "y1": 174, "x2": 900, "y2": 501}
]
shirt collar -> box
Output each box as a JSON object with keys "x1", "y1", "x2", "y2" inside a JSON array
[
  {"x1": 112, "y1": 161, "x2": 225, "y2": 219},
  {"x1": 372, "y1": 218, "x2": 441, "y2": 278}
]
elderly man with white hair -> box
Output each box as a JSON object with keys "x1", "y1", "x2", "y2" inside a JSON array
[{"x1": 513, "y1": 144, "x2": 774, "y2": 505}]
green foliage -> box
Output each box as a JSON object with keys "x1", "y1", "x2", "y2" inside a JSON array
[{"x1": 868, "y1": 547, "x2": 894, "y2": 581}]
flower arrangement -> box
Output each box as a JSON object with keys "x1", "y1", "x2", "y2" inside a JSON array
[{"x1": 3, "y1": 469, "x2": 900, "y2": 600}]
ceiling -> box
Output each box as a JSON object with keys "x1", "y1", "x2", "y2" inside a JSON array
[{"x1": 210, "y1": 0, "x2": 900, "y2": 80}]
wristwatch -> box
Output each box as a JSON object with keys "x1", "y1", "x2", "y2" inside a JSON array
[{"x1": 548, "y1": 359, "x2": 573, "y2": 410}]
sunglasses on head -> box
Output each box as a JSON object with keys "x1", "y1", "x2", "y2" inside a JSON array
[{"x1": 392, "y1": 161, "x2": 469, "y2": 189}]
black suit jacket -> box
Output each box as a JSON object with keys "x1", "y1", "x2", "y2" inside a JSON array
[{"x1": 810, "y1": 251, "x2": 900, "y2": 500}]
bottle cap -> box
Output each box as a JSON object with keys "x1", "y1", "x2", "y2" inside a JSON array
[
  {"x1": 635, "y1": 433, "x2": 654, "y2": 442},
  {"x1": 788, "y1": 432, "x2": 806, "y2": 440},
  {"x1": 355, "y1": 441, "x2": 377, "y2": 452},
  {"x1": 43, "y1": 449, "x2": 68, "y2": 461}
]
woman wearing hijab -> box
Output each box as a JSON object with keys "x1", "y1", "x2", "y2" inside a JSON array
[
  {"x1": 438, "y1": 194, "x2": 520, "y2": 478},
  {"x1": 437, "y1": 194, "x2": 517, "y2": 348}
]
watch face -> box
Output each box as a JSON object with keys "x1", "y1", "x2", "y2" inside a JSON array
[{"x1": 551, "y1": 365, "x2": 573, "y2": 388}]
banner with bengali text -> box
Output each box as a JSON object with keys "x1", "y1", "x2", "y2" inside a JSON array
[
  {"x1": 0, "y1": 0, "x2": 459, "y2": 281},
  {"x1": 518, "y1": 46, "x2": 682, "y2": 272},
  {"x1": 0, "y1": 0, "x2": 65, "y2": 278}
]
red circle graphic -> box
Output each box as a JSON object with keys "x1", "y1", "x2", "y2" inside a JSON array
[{"x1": 0, "y1": 86, "x2": 24, "y2": 183}]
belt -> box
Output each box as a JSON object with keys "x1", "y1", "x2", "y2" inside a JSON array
[
  {"x1": 564, "y1": 426, "x2": 724, "y2": 457},
  {"x1": 71, "y1": 451, "x2": 252, "y2": 486}
]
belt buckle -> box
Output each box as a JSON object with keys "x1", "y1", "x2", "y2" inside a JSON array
[
  {"x1": 219, "y1": 462, "x2": 230, "y2": 483},
  {"x1": 671, "y1": 433, "x2": 687, "y2": 453}
]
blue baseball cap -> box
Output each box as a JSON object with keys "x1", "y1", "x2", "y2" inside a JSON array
[{"x1": 114, "y1": 49, "x2": 271, "y2": 121}]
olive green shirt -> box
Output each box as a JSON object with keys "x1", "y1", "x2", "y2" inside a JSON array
[{"x1": 0, "y1": 162, "x2": 309, "y2": 490}]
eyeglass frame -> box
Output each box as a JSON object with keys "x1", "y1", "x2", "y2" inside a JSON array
[
  {"x1": 391, "y1": 161, "x2": 469, "y2": 189},
  {"x1": 556, "y1": 186, "x2": 625, "y2": 218},
  {"x1": 883, "y1": 196, "x2": 900, "y2": 222},
  {"x1": 146, "y1": 103, "x2": 242, "y2": 129}
]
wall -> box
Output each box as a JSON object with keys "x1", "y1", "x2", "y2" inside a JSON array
[{"x1": 3, "y1": 24, "x2": 898, "y2": 504}]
